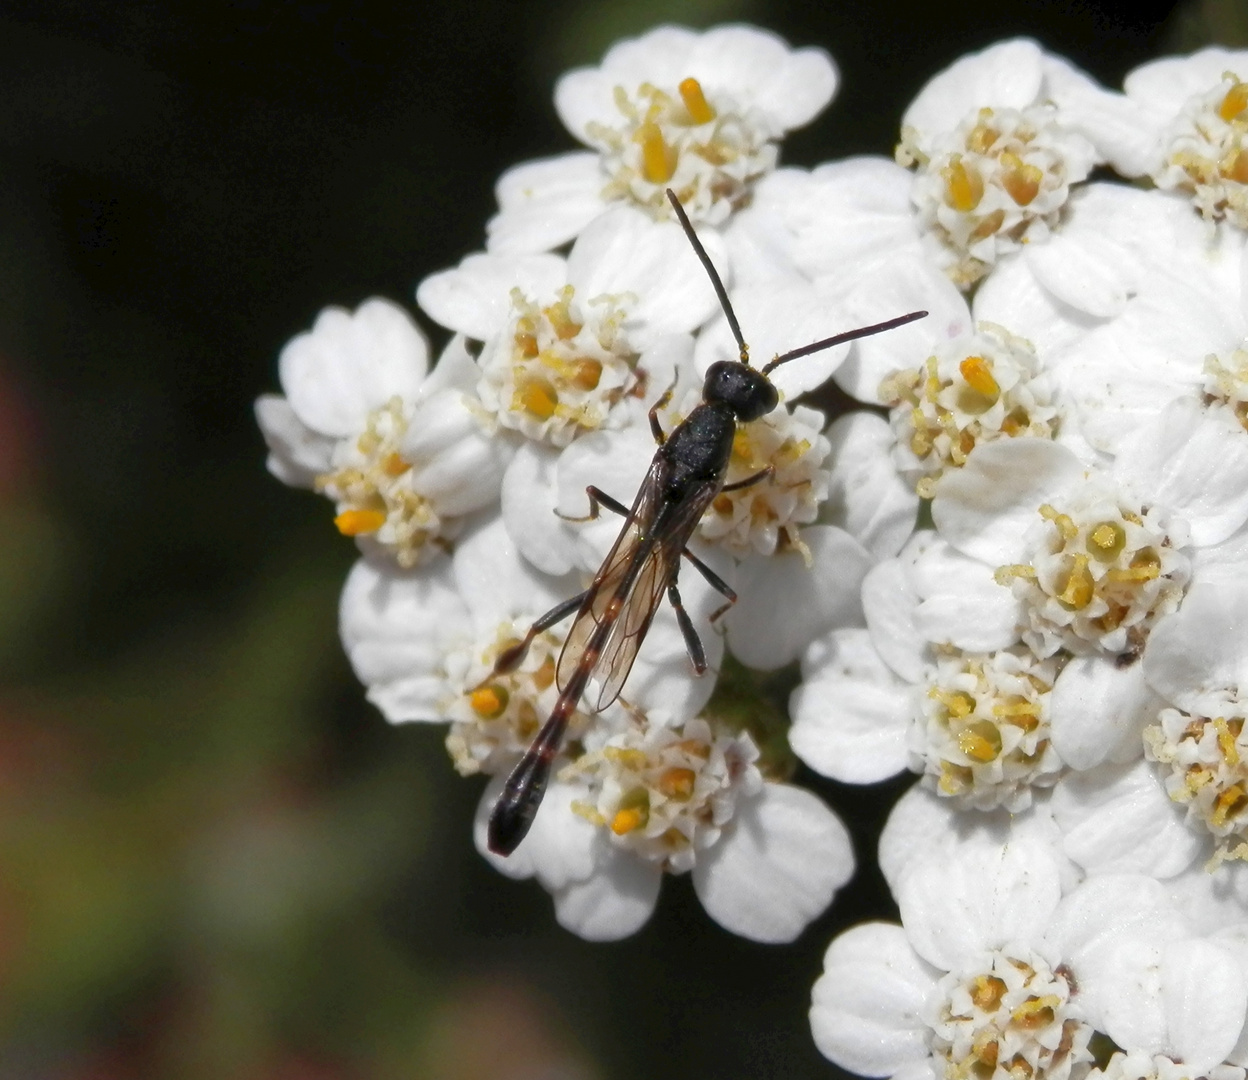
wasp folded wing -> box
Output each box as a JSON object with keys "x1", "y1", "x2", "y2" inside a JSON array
[{"x1": 556, "y1": 458, "x2": 722, "y2": 713}]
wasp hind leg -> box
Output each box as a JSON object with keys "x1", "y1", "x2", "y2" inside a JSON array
[
  {"x1": 680, "y1": 547, "x2": 737, "y2": 624},
  {"x1": 556, "y1": 485, "x2": 630, "y2": 523},
  {"x1": 666, "y1": 575, "x2": 708, "y2": 675},
  {"x1": 490, "y1": 589, "x2": 588, "y2": 675}
]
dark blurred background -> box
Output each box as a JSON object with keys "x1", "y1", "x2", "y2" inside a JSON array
[{"x1": 0, "y1": 1, "x2": 1225, "y2": 1077}]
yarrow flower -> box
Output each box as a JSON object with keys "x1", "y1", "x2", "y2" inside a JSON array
[
  {"x1": 256, "y1": 298, "x2": 510, "y2": 567},
  {"x1": 485, "y1": 25, "x2": 838, "y2": 256},
  {"x1": 895, "y1": 39, "x2": 1101, "y2": 287}
]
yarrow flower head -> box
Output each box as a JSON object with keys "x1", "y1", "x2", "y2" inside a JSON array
[
  {"x1": 790, "y1": 537, "x2": 1065, "y2": 813},
  {"x1": 896, "y1": 39, "x2": 1100, "y2": 287},
  {"x1": 255, "y1": 298, "x2": 511, "y2": 567},
  {"x1": 486, "y1": 25, "x2": 838, "y2": 254},
  {"x1": 418, "y1": 208, "x2": 719, "y2": 449},
  {"x1": 1098, "y1": 49, "x2": 1248, "y2": 227},
  {"x1": 879, "y1": 320, "x2": 1058, "y2": 497}
]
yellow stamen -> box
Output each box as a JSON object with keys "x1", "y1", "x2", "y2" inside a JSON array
[
  {"x1": 516, "y1": 377, "x2": 559, "y2": 420},
  {"x1": 1055, "y1": 554, "x2": 1094, "y2": 610},
  {"x1": 994, "y1": 564, "x2": 1037, "y2": 585},
  {"x1": 382, "y1": 452, "x2": 410, "y2": 477},
  {"x1": 958, "y1": 720, "x2": 1002, "y2": 763},
  {"x1": 933, "y1": 688, "x2": 976, "y2": 720},
  {"x1": 959, "y1": 355, "x2": 1000, "y2": 397},
  {"x1": 569, "y1": 358, "x2": 603, "y2": 391},
  {"x1": 543, "y1": 288, "x2": 582, "y2": 340},
  {"x1": 469, "y1": 684, "x2": 509, "y2": 719},
  {"x1": 1039, "y1": 504, "x2": 1078, "y2": 541},
  {"x1": 1012, "y1": 996, "x2": 1058, "y2": 1029},
  {"x1": 533, "y1": 656, "x2": 556, "y2": 691},
  {"x1": 1106, "y1": 548, "x2": 1161, "y2": 584},
  {"x1": 514, "y1": 315, "x2": 539, "y2": 358},
  {"x1": 995, "y1": 699, "x2": 1040, "y2": 732},
  {"x1": 1220, "y1": 78, "x2": 1248, "y2": 122},
  {"x1": 637, "y1": 122, "x2": 676, "y2": 183},
  {"x1": 1001, "y1": 151, "x2": 1043, "y2": 206},
  {"x1": 966, "y1": 113, "x2": 999, "y2": 155},
  {"x1": 678, "y1": 77, "x2": 716, "y2": 125},
  {"x1": 1086, "y1": 521, "x2": 1126, "y2": 563},
  {"x1": 971, "y1": 974, "x2": 1007, "y2": 1010},
  {"x1": 969, "y1": 208, "x2": 1006, "y2": 240},
  {"x1": 611, "y1": 808, "x2": 645, "y2": 834},
  {"x1": 334, "y1": 509, "x2": 386, "y2": 536},
  {"x1": 1227, "y1": 149, "x2": 1248, "y2": 183},
  {"x1": 943, "y1": 155, "x2": 983, "y2": 212},
  {"x1": 658, "y1": 767, "x2": 696, "y2": 801},
  {"x1": 1216, "y1": 716, "x2": 1241, "y2": 765}
]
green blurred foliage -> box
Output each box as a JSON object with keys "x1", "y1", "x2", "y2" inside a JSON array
[{"x1": 0, "y1": 0, "x2": 1204, "y2": 1077}]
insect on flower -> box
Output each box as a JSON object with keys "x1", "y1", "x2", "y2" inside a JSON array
[{"x1": 486, "y1": 189, "x2": 927, "y2": 856}]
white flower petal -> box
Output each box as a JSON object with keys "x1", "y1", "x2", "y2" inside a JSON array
[
  {"x1": 416, "y1": 252, "x2": 567, "y2": 341},
  {"x1": 780, "y1": 158, "x2": 917, "y2": 288},
  {"x1": 694, "y1": 277, "x2": 856, "y2": 400},
  {"x1": 473, "y1": 778, "x2": 599, "y2": 889},
  {"x1": 790, "y1": 628, "x2": 913, "y2": 783},
  {"x1": 896, "y1": 814, "x2": 1063, "y2": 971},
  {"x1": 338, "y1": 557, "x2": 468, "y2": 721},
  {"x1": 690, "y1": 26, "x2": 835, "y2": 132},
  {"x1": 1048, "y1": 874, "x2": 1185, "y2": 1044},
  {"x1": 726, "y1": 526, "x2": 871, "y2": 670},
  {"x1": 824, "y1": 411, "x2": 920, "y2": 559},
  {"x1": 1113, "y1": 398, "x2": 1248, "y2": 547},
  {"x1": 1049, "y1": 656, "x2": 1164, "y2": 770},
  {"x1": 692, "y1": 784, "x2": 854, "y2": 943},
  {"x1": 863, "y1": 539, "x2": 937, "y2": 684},
  {"x1": 932, "y1": 439, "x2": 1087, "y2": 564},
  {"x1": 1023, "y1": 227, "x2": 1138, "y2": 319},
  {"x1": 500, "y1": 442, "x2": 581, "y2": 577},
  {"x1": 810, "y1": 922, "x2": 938, "y2": 1077},
  {"x1": 1143, "y1": 581, "x2": 1248, "y2": 714},
  {"x1": 911, "y1": 539, "x2": 1021, "y2": 653},
  {"x1": 566, "y1": 208, "x2": 721, "y2": 339},
  {"x1": 832, "y1": 262, "x2": 971, "y2": 405},
  {"x1": 255, "y1": 393, "x2": 335, "y2": 487},
  {"x1": 1163, "y1": 939, "x2": 1248, "y2": 1071},
  {"x1": 452, "y1": 518, "x2": 575, "y2": 636},
  {"x1": 403, "y1": 391, "x2": 511, "y2": 515},
  {"x1": 1051, "y1": 759, "x2": 1203, "y2": 877},
  {"x1": 486, "y1": 152, "x2": 605, "y2": 253},
  {"x1": 280, "y1": 298, "x2": 429, "y2": 438},
  {"x1": 902, "y1": 39, "x2": 1045, "y2": 144},
  {"x1": 553, "y1": 849, "x2": 662, "y2": 941}
]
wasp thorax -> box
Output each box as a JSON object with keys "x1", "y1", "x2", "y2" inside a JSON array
[{"x1": 702, "y1": 361, "x2": 778, "y2": 421}]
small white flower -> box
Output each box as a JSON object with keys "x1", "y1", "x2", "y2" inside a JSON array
[
  {"x1": 811, "y1": 813, "x2": 1092, "y2": 1080},
  {"x1": 485, "y1": 25, "x2": 838, "y2": 253},
  {"x1": 790, "y1": 536, "x2": 1064, "y2": 811},
  {"x1": 1056, "y1": 580, "x2": 1248, "y2": 876},
  {"x1": 1103, "y1": 49, "x2": 1248, "y2": 226},
  {"x1": 475, "y1": 705, "x2": 854, "y2": 943},
  {"x1": 879, "y1": 320, "x2": 1058, "y2": 498},
  {"x1": 896, "y1": 39, "x2": 1100, "y2": 287},
  {"x1": 255, "y1": 298, "x2": 510, "y2": 567},
  {"x1": 418, "y1": 208, "x2": 720, "y2": 449}
]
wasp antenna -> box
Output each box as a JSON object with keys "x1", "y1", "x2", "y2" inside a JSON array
[
  {"x1": 761, "y1": 309, "x2": 928, "y2": 375},
  {"x1": 665, "y1": 188, "x2": 750, "y2": 367}
]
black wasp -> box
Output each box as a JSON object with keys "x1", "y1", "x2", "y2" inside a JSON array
[{"x1": 486, "y1": 188, "x2": 927, "y2": 856}]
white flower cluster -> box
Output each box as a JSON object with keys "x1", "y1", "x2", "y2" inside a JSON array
[{"x1": 254, "y1": 23, "x2": 1248, "y2": 1077}]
